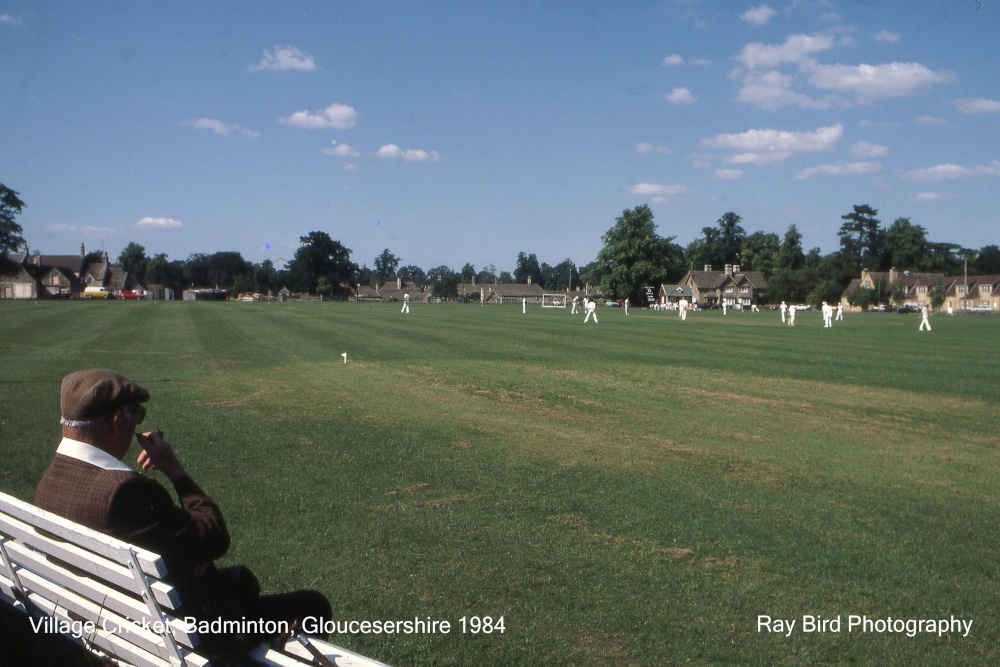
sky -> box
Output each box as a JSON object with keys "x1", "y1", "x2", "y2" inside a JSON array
[{"x1": 3, "y1": 1, "x2": 999, "y2": 275}]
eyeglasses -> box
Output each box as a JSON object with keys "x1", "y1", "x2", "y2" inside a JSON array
[{"x1": 123, "y1": 403, "x2": 146, "y2": 425}]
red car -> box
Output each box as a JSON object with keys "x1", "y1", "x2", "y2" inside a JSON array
[{"x1": 118, "y1": 290, "x2": 145, "y2": 300}]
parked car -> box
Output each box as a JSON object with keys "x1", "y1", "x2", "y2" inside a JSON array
[
  {"x1": 82, "y1": 287, "x2": 110, "y2": 299},
  {"x1": 118, "y1": 290, "x2": 145, "y2": 300}
]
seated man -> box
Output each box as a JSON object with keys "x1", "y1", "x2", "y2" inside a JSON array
[{"x1": 36, "y1": 368, "x2": 331, "y2": 664}]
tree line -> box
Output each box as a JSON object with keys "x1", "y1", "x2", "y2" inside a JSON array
[{"x1": 3, "y1": 183, "x2": 998, "y2": 304}]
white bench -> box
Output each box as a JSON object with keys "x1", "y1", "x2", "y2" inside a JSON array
[{"x1": 0, "y1": 491, "x2": 390, "y2": 667}]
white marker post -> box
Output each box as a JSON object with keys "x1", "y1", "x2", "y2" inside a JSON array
[{"x1": 342, "y1": 352, "x2": 348, "y2": 363}]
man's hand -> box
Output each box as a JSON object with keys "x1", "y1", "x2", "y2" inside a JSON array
[{"x1": 135, "y1": 431, "x2": 186, "y2": 482}]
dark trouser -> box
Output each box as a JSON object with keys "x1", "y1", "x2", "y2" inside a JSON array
[{"x1": 188, "y1": 566, "x2": 332, "y2": 665}]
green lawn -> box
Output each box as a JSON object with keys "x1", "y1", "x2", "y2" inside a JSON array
[{"x1": 1, "y1": 300, "x2": 998, "y2": 666}]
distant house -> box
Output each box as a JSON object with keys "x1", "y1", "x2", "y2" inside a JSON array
[
  {"x1": 678, "y1": 264, "x2": 769, "y2": 307},
  {"x1": 658, "y1": 284, "x2": 692, "y2": 306},
  {"x1": 1, "y1": 245, "x2": 139, "y2": 300},
  {"x1": 457, "y1": 277, "x2": 546, "y2": 304},
  {"x1": 379, "y1": 277, "x2": 424, "y2": 302},
  {"x1": 841, "y1": 268, "x2": 1000, "y2": 312}
]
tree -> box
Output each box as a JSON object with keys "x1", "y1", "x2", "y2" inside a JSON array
[
  {"x1": 972, "y1": 245, "x2": 1000, "y2": 274},
  {"x1": 847, "y1": 286, "x2": 877, "y2": 310},
  {"x1": 427, "y1": 265, "x2": 458, "y2": 298},
  {"x1": 740, "y1": 231, "x2": 780, "y2": 278},
  {"x1": 476, "y1": 264, "x2": 498, "y2": 285},
  {"x1": 183, "y1": 251, "x2": 251, "y2": 291},
  {"x1": 117, "y1": 242, "x2": 148, "y2": 285},
  {"x1": 0, "y1": 184, "x2": 26, "y2": 275},
  {"x1": 460, "y1": 263, "x2": 476, "y2": 283},
  {"x1": 373, "y1": 248, "x2": 400, "y2": 285},
  {"x1": 597, "y1": 204, "x2": 684, "y2": 303},
  {"x1": 543, "y1": 259, "x2": 580, "y2": 291},
  {"x1": 884, "y1": 218, "x2": 929, "y2": 271},
  {"x1": 776, "y1": 225, "x2": 805, "y2": 271},
  {"x1": 686, "y1": 212, "x2": 746, "y2": 271},
  {"x1": 145, "y1": 253, "x2": 184, "y2": 292},
  {"x1": 286, "y1": 231, "x2": 359, "y2": 298},
  {"x1": 513, "y1": 252, "x2": 543, "y2": 285},
  {"x1": 838, "y1": 204, "x2": 885, "y2": 273},
  {"x1": 397, "y1": 265, "x2": 427, "y2": 288}
]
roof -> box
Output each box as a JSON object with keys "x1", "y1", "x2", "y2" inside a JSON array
[{"x1": 457, "y1": 282, "x2": 546, "y2": 298}]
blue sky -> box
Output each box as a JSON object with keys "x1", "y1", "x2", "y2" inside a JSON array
[{"x1": 3, "y1": 1, "x2": 998, "y2": 274}]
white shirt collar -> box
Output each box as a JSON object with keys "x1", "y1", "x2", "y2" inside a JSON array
[{"x1": 56, "y1": 437, "x2": 133, "y2": 473}]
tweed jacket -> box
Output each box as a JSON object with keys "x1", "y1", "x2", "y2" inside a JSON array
[{"x1": 35, "y1": 453, "x2": 231, "y2": 587}]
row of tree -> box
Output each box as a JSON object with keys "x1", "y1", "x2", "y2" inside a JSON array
[
  {"x1": 3, "y1": 182, "x2": 998, "y2": 305},
  {"x1": 596, "y1": 204, "x2": 1000, "y2": 306}
]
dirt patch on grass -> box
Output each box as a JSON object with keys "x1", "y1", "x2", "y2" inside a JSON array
[
  {"x1": 375, "y1": 492, "x2": 476, "y2": 512},
  {"x1": 548, "y1": 513, "x2": 694, "y2": 560},
  {"x1": 385, "y1": 483, "x2": 431, "y2": 496},
  {"x1": 730, "y1": 433, "x2": 770, "y2": 444}
]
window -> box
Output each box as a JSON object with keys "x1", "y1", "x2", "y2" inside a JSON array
[
  {"x1": 724, "y1": 286, "x2": 733, "y2": 294},
  {"x1": 918, "y1": 286, "x2": 926, "y2": 294},
  {"x1": 981, "y1": 285, "x2": 991, "y2": 294},
  {"x1": 958, "y1": 285, "x2": 966, "y2": 293},
  {"x1": 863, "y1": 280, "x2": 872, "y2": 288},
  {"x1": 740, "y1": 286, "x2": 749, "y2": 294}
]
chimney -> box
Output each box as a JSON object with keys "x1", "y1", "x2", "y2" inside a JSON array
[
  {"x1": 397, "y1": 277, "x2": 402, "y2": 290},
  {"x1": 527, "y1": 276, "x2": 532, "y2": 285},
  {"x1": 724, "y1": 264, "x2": 732, "y2": 275},
  {"x1": 733, "y1": 264, "x2": 740, "y2": 274},
  {"x1": 80, "y1": 243, "x2": 86, "y2": 257},
  {"x1": 704, "y1": 264, "x2": 712, "y2": 272}
]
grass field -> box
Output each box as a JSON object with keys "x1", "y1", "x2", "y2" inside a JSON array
[{"x1": 1, "y1": 300, "x2": 998, "y2": 666}]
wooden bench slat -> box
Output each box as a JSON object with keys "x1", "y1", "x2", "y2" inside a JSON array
[
  {"x1": 2, "y1": 491, "x2": 392, "y2": 667},
  {"x1": 6, "y1": 586, "x2": 209, "y2": 667},
  {"x1": 4, "y1": 537, "x2": 180, "y2": 613},
  {"x1": 14, "y1": 565, "x2": 200, "y2": 653},
  {"x1": 0, "y1": 492, "x2": 166, "y2": 578},
  {"x1": 0, "y1": 511, "x2": 173, "y2": 604}
]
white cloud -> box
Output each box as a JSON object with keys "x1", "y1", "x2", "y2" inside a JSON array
[
  {"x1": 665, "y1": 87, "x2": 697, "y2": 104},
  {"x1": 248, "y1": 46, "x2": 317, "y2": 72},
  {"x1": 376, "y1": 144, "x2": 442, "y2": 162},
  {"x1": 714, "y1": 169, "x2": 744, "y2": 180},
  {"x1": 903, "y1": 161, "x2": 1000, "y2": 180},
  {"x1": 849, "y1": 141, "x2": 889, "y2": 158},
  {"x1": 913, "y1": 115, "x2": 948, "y2": 126},
  {"x1": 636, "y1": 143, "x2": 672, "y2": 154},
  {"x1": 736, "y1": 69, "x2": 833, "y2": 110},
  {"x1": 323, "y1": 141, "x2": 361, "y2": 158},
  {"x1": 873, "y1": 30, "x2": 900, "y2": 43},
  {"x1": 280, "y1": 103, "x2": 357, "y2": 130},
  {"x1": 741, "y1": 5, "x2": 777, "y2": 27},
  {"x1": 808, "y1": 62, "x2": 954, "y2": 103},
  {"x1": 734, "y1": 33, "x2": 951, "y2": 109},
  {"x1": 136, "y1": 217, "x2": 184, "y2": 229},
  {"x1": 699, "y1": 124, "x2": 843, "y2": 166},
  {"x1": 795, "y1": 161, "x2": 880, "y2": 179},
  {"x1": 47, "y1": 223, "x2": 113, "y2": 236},
  {"x1": 737, "y1": 34, "x2": 834, "y2": 70},
  {"x1": 915, "y1": 192, "x2": 946, "y2": 202},
  {"x1": 662, "y1": 54, "x2": 684, "y2": 66},
  {"x1": 1, "y1": 13, "x2": 21, "y2": 26},
  {"x1": 628, "y1": 183, "x2": 689, "y2": 196},
  {"x1": 181, "y1": 118, "x2": 259, "y2": 137},
  {"x1": 952, "y1": 97, "x2": 1000, "y2": 115}
]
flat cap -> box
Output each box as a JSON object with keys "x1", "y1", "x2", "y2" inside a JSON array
[{"x1": 60, "y1": 369, "x2": 150, "y2": 422}]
